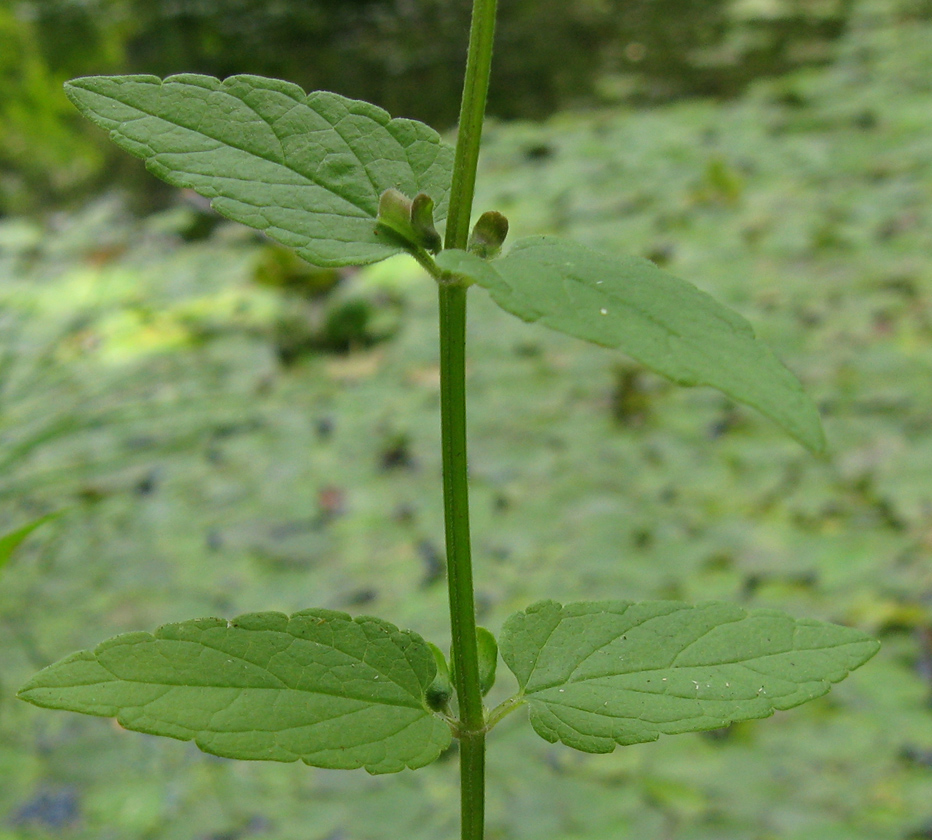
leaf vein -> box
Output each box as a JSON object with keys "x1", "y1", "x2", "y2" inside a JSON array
[{"x1": 96, "y1": 86, "x2": 376, "y2": 217}]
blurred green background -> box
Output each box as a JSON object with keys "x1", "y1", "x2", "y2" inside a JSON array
[
  {"x1": 2, "y1": 0, "x2": 932, "y2": 838},
  {"x1": 2, "y1": 0, "x2": 858, "y2": 214}
]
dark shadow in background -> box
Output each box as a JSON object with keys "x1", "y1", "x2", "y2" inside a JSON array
[
  {"x1": 33, "y1": 0, "x2": 857, "y2": 126},
  {"x1": 15, "y1": 0, "x2": 927, "y2": 212}
]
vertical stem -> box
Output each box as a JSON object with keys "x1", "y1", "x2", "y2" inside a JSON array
[
  {"x1": 458, "y1": 731, "x2": 486, "y2": 840},
  {"x1": 445, "y1": 0, "x2": 499, "y2": 252},
  {"x1": 439, "y1": 282, "x2": 485, "y2": 839},
  {"x1": 438, "y1": 284, "x2": 481, "y2": 731},
  {"x1": 439, "y1": 2, "x2": 498, "y2": 839}
]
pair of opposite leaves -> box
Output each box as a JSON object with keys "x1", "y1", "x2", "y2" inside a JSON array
[
  {"x1": 63, "y1": 73, "x2": 824, "y2": 452},
  {"x1": 21, "y1": 602, "x2": 878, "y2": 774},
  {"x1": 18, "y1": 74, "x2": 877, "y2": 773}
]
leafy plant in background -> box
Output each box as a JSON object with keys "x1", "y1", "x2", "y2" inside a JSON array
[
  {"x1": 0, "y1": 6, "x2": 103, "y2": 213},
  {"x1": 18, "y1": 1, "x2": 879, "y2": 838}
]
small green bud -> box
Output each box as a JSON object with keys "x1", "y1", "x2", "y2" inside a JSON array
[
  {"x1": 377, "y1": 189, "x2": 444, "y2": 253},
  {"x1": 376, "y1": 188, "x2": 418, "y2": 247},
  {"x1": 448, "y1": 627, "x2": 498, "y2": 697},
  {"x1": 477, "y1": 627, "x2": 498, "y2": 696},
  {"x1": 411, "y1": 193, "x2": 442, "y2": 253},
  {"x1": 425, "y1": 642, "x2": 453, "y2": 712},
  {"x1": 467, "y1": 211, "x2": 509, "y2": 259}
]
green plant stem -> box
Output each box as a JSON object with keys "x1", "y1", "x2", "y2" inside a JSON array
[
  {"x1": 439, "y1": 281, "x2": 486, "y2": 838},
  {"x1": 444, "y1": 0, "x2": 499, "y2": 252},
  {"x1": 440, "y1": 1, "x2": 498, "y2": 838},
  {"x1": 458, "y1": 730, "x2": 486, "y2": 840}
]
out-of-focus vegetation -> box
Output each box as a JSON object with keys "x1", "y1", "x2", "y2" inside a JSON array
[
  {"x1": 0, "y1": 514, "x2": 59, "y2": 573},
  {"x1": 2, "y1": 0, "x2": 932, "y2": 837},
  {"x1": 3, "y1": 0, "x2": 859, "y2": 214}
]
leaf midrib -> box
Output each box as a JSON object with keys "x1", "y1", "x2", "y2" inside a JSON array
[
  {"x1": 524, "y1": 612, "x2": 866, "y2": 695},
  {"x1": 90, "y1": 628, "x2": 431, "y2": 711},
  {"x1": 548, "y1": 262, "x2": 743, "y2": 355},
  {"x1": 85, "y1": 661, "x2": 427, "y2": 712},
  {"x1": 81, "y1": 82, "x2": 383, "y2": 219},
  {"x1": 496, "y1": 240, "x2": 772, "y2": 381}
]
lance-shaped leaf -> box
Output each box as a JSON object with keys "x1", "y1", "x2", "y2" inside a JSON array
[
  {"x1": 499, "y1": 600, "x2": 878, "y2": 754},
  {"x1": 18, "y1": 609, "x2": 453, "y2": 774},
  {"x1": 65, "y1": 74, "x2": 454, "y2": 266},
  {"x1": 435, "y1": 238, "x2": 825, "y2": 452}
]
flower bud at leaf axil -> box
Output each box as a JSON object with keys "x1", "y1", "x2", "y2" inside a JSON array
[
  {"x1": 411, "y1": 193, "x2": 443, "y2": 252},
  {"x1": 468, "y1": 211, "x2": 509, "y2": 259}
]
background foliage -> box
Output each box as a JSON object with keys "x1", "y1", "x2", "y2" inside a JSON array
[
  {"x1": 2, "y1": 0, "x2": 932, "y2": 838},
  {"x1": 3, "y1": 0, "x2": 858, "y2": 213}
]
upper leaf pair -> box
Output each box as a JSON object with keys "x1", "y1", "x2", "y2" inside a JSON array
[{"x1": 66, "y1": 73, "x2": 824, "y2": 449}]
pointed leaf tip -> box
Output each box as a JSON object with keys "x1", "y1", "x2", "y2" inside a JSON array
[
  {"x1": 19, "y1": 609, "x2": 452, "y2": 773},
  {"x1": 500, "y1": 600, "x2": 877, "y2": 754},
  {"x1": 436, "y1": 237, "x2": 826, "y2": 452}
]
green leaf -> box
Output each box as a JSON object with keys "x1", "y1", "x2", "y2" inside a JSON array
[
  {"x1": 18, "y1": 609, "x2": 453, "y2": 773},
  {"x1": 435, "y1": 237, "x2": 825, "y2": 452},
  {"x1": 499, "y1": 600, "x2": 878, "y2": 754},
  {"x1": 0, "y1": 512, "x2": 60, "y2": 572},
  {"x1": 64, "y1": 74, "x2": 454, "y2": 267}
]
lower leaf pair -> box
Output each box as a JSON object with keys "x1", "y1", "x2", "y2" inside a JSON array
[{"x1": 18, "y1": 600, "x2": 877, "y2": 773}]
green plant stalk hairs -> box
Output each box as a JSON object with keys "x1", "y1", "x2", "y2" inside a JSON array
[{"x1": 19, "y1": 1, "x2": 878, "y2": 839}]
